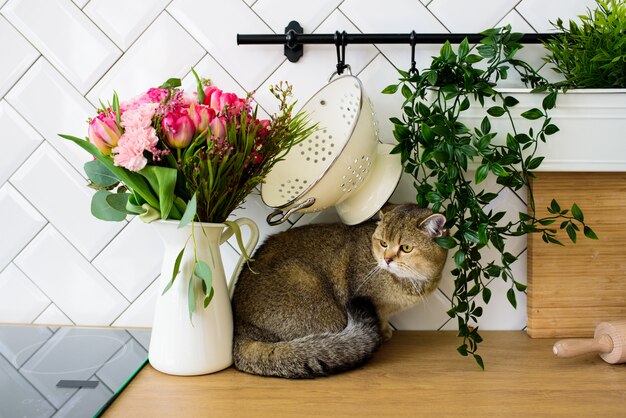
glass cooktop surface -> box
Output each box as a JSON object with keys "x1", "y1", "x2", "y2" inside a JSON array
[{"x1": 0, "y1": 325, "x2": 150, "y2": 418}]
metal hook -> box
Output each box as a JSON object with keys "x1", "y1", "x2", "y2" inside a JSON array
[
  {"x1": 409, "y1": 30, "x2": 418, "y2": 76},
  {"x1": 335, "y1": 30, "x2": 348, "y2": 75}
]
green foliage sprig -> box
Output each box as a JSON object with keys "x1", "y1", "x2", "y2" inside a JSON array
[
  {"x1": 383, "y1": 26, "x2": 598, "y2": 369},
  {"x1": 543, "y1": 0, "x2": 626, "y2": 88}
]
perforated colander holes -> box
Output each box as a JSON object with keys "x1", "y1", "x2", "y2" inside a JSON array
[
  {"x1": 278, "y1": 179, "x2": 307, "y2": 201},
  {"x1": 340, "y1": 94, "x2": 359, "y2": 123}
]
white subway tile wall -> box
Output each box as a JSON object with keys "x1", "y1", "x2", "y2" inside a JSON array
[{"x1": 0, "y1": 0, "x2": 595, "y2": 328}]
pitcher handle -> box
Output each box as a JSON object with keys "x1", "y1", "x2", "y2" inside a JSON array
[{"x1": 222, "y1": 217, "x2": 259, "y2": 299}]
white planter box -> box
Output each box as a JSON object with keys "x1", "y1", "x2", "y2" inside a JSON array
[{"x1": 462, "y1": 89, "x2": 626, "y2": 172}]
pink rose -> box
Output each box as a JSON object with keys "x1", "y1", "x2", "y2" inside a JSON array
[
  {"x1": 190, "y1": 103, "x2": 216, "y2": 133},
  {"x1": 88, "y1": 112, "x2": 122, "y2": 155},
  {"x1": 162, "y1": 109, "x2": 195, "y2": 149}
]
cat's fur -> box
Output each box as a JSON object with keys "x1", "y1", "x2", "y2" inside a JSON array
[{"x1": 231, "y1": 204, "x2": 448, "y2": 378}]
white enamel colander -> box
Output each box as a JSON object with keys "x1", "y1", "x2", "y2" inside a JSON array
[{"x1": 261, "y1": 73, "x2": 402, "y2": 225}]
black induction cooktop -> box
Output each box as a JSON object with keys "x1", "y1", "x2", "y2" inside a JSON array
[{"x1": 0, "y1": 325, "x2": 150, "y2": 417}]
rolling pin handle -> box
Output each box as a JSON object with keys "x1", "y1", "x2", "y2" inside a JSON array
[{"x1": 553, "y1": 334, "x2": 614, "y2": 358}]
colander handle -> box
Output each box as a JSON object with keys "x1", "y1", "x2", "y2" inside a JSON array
[{"x1": 266, "y1": 198, "x2": 316, "y2": 226}]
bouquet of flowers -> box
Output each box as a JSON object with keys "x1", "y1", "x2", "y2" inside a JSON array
[
  {"x1": 60, "y1": 71, "x2": 315, "y2": 314},
  {"x1": 61, "y1": 72, "x2": 314, "y2": 224}
]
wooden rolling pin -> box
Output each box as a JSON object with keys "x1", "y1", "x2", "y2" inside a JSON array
[{"x1": 553, "y1": 320, "x2": 626, "y2": 364}]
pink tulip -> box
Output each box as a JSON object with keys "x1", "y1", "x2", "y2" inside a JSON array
[
  {"x1": 162, "y1": 109, "x2": 195, "y2": 149},
  {"x1": 209, "y1": 117, "x2": 227, "y2": 140},
  {"x1": 190, "y1": 103, "x2": 216, "y2": 133},
  {"x1": 88, "y1": 112, "x2": 122, "y2": 155}
]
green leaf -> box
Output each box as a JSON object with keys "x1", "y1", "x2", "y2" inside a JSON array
[
  {"x1": 544, "y1": 124, "x2": 560, "y2": 135},
  {"x1": 139, "y1": 166, "x2": 178, "y2": 220},
  {"x1": 473, "y1": 354, "x2": 485, "y2": 370},
  {"x1": 520, "y1": 108, "x2": 544, "y2": 120},
  {"x1": 506, "y1": 288, "x2": 517, "y2": 309},
  {"x1": 542, "y1": 91, "x2": 557, "y2": 110},
  {"x1": 401, "y1": 84, "x2": 413, "y2": 100},
  {"x1": 160, "y1": 77, "x2": 182, "y2": 89},
  {"x1": 59, "y1": 134, "x2": 160, "y2": 210},
  {"x1": 91, "y1": 190, "x2": 127, "y2": 221},
  {"x1": 224, "y1": 220, "x2": 252, "y2": 260},
  {"x1": 188, "y1": 275, "x2": 196, "y2": 321},
  {"x1": 584, "y1": 226, "x2": 598, "y2": 240},
  {"x1": 503, "y1": 96, "x2": 519, "y2": 107},
  {"x1": 464, "y1": 230, "x2": 480, "y2": 244},
  {"x1": 194, "y1": 260, "x2": 213, "y2": 307},
  {"x1": 105, "y1": 192, "x2": 134, "y2": 214},
  {"x1": 475, "y1": 164, "x2": 489, "y2": 184},
  {"x1": 487, "y1": 106, "x2": 505, "y2": 117},
  {"x1": 435, "y1": 236, "x2": 457, "y2": 249},
  {"x1": 162, "y1": 247, "x2": 185, "y2": 295},
  {"x1": 381, "y1": 84, "x2": 399, "y2": 94},
  {"x1": 491, "y1": 163, "x2": 508, "y2": 177},
  {"x1": 480, "y1": 116, "x2": 491, "y2": 134},
  {"x1": 482, "y1": 287, "x2": 492, "y2": 303},
  {"x1": 457, "y1": 344, "x2": 469, "y2": 356},
  {"x1": 112, "y1": 91, "x2": 121, "y2": 126},
  {"x1": 571, "y1": 203, "x2": 584, "y2": 222},
  {"x1": 514, "y1": 281, "x2": 527, "y2": 292},
  {"x1": 549, "y1": 199, "x2": 561, "y2": 214},
  {"x1": 191, "y1": 68, "x2": 205, "y2": 104},
  {"x1": 204, "y1": 287, "x2": 215, "y2": 308},
  {"x1": 84, "y1": 160, "x2": 119, "y2": 187},
  {"x1": 527, "y1": 156, "x2": 544, "y2": 170},
  {"x1": 179, "y1": 193, "x2": 197, "y2": 228},
  {"x1": 454, "y1": 250, "x2": 465, "y2": 268},
  {"x1": 427, "y1": 71, "x2": 438, "y2": 85}
]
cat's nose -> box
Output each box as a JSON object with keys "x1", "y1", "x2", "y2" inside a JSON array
[{"x1": 384, "y1": 258, "x2": 393, "y2": 265}]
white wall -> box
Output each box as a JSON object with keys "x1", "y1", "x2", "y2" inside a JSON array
[{"x1": 0, "y1": 0, "x2": 594, "y2": 329}]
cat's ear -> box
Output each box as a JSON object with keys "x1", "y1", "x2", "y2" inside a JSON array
[
  {"x1": 379, "y1": 202, "x2": 398, "y2": 218},
  {"x1": 419, "y1": 214, "x2": 447, "y2": 238}
]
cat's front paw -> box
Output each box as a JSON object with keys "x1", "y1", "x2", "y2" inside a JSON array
[{"x1": 381, "y1": 323, "x2": 393, "y2": 341}]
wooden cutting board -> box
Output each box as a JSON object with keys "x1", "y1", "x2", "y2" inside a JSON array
[{"x1": 527, "y1": 172, "x2": 626, "y2": 338}]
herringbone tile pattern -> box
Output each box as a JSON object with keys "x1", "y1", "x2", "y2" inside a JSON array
[{"x1": 0, "y1": 0, "x2": 594, "y2": 329}]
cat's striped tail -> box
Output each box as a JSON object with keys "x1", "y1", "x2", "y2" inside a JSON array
[{"x1": 232, "y1": 297, "x2": 382, "y2": 379}]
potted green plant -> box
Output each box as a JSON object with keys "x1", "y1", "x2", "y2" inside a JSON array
[{"x1": 383, "y1": 25, "x2": 598, "y2": 368}]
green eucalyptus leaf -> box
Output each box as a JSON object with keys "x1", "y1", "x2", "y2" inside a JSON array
[
  {"x1": 105, "y1": 192, "x2": 134, "y2": 215},
  {"x1": 194, "y1": 260, "x2": 213, "y2": 306},
  {"x1": 91, "y1": 190, "x2": 127, "y2": 222},
  {"x1": 163, "y1": 247, "x2": 185, "y2": 295},
  {"x1": 188, "y1": 275, "x2": 196, "y2": 321},
  {"x1": 84, "y1": 159, "x2": 118, "y2": 188},
  {"x1": 179, "y1": 193, "x2": 197, "y2": 228}
]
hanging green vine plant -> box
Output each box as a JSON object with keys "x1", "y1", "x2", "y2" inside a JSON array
[{"x1": 383, "y1": 25, "x2": 598, "y2": 368}]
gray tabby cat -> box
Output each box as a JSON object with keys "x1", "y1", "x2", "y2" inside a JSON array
[{"x1": 231, "y1": 203, "x2": 448, "y2": 378}]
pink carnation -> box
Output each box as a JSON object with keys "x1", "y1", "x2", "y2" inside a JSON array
[{"x1": 112, "y1": 102, "x2": 159, "y2": 171}]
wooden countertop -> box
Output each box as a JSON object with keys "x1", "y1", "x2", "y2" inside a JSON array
[{"x1": 104, "y1": 331, "x2": 626, "y2": 417}]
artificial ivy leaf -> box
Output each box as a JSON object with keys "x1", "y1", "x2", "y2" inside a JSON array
[
  {"x1": 542, "y1": 91, "x2": 557, "y2": 110},
  {"x1": 473, "y1": 354, "x2": 485, "y2": 370},
  {"x1": 503, "y1": 96, "x2": 519, "y2": 107},
  {"x1": 584, "y1": 226, "x2": 599, "y2": 240},
  {"x1": 381, "y1": 84, "x2": 399, "y2": 94},
  {"x1": 475, "y1": 164, "x2": 489, "y2": 184},
  {"x1": 487, "y1": 106, "x2": 505, "y2": 117},
  {"x1": 457, "y1": 344, "x2": 469, "y2": 356},
  {"x1": 520, "y1": 108, "x2": 544, "y2": 120},
  {"x1": 435, "y1": 236, "x2": 457, "y2": 249},
  {"x1": 571, "y1": 203, "x2": 584, "y2": 222},
  {"x1": 480, "y1": 116, "x2": 491, "y2": 134},
  {"x1": 544, "y1": 124, "x2": 560, "y2": 135},
  {"x1": 454, "y1": 250, "x2": 465, "y2": 268},
  {"x1": 549, "y1": 199, "x2": 561, "y2": 214},
  {"x1": 482, "y1": 287, "x2": 492, "y2": 303},
  {"x1": 506, "y1": 288, "x2": 517, "y2": 309}
]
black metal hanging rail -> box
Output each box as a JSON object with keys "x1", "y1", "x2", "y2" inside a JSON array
[{"x1": 237, "y1": 21, "x2": 554, "y2": 74}]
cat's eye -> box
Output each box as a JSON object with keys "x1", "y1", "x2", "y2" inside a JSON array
[
  {"x1": 380, "y1": 240, "x2": 388, "y2": 248},
  {"x1": 401, "y1": 244, "x2": 414, "y2": 253}
]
